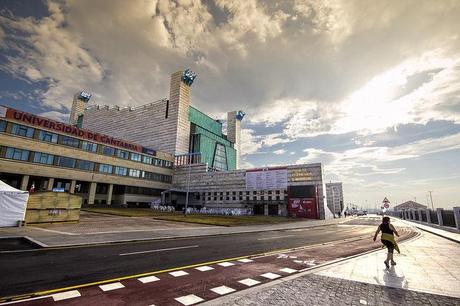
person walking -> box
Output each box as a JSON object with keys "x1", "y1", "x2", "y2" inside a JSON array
[{"x1": 373, "y1": 216, "x2": 400, "y2": 268}]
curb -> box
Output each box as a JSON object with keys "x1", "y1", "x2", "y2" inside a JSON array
[
  {"x1": 201, "y1": 226, "x2": 422, "y2": 306},
  {"x1": 3, "y1": 219, "x2": 352, "y2": 251}
]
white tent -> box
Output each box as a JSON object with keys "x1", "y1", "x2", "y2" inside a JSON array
[{"x1": 0, "y1": 180, "x2": 29, "y2": 227}]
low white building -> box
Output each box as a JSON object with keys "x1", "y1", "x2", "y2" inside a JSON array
[{"x1": 326, "y1": 182, "x2": 343, "y2": 217}]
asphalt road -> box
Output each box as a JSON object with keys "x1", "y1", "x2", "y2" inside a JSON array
[{"x1": 0, "y1": 219, "x2": 384, "y2": 298}]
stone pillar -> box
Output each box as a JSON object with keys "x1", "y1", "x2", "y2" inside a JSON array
[
  {"x1": 426, "y1": 209, "x2": 432, "y2": 223},
  {"x1": 20, "y1": 175, "x2": 29, "y2": 191},
  {"x1": 418, "y1": 209, "x2": 423, "y2": 221},
  {"x1": 453, "y1": 207, "x2": 460, "y2": 230},
  {"x1": 88, "y1": 182, "x2": 97, "y2": 205},
  {"x1": 169, "y1": 70, "x2": 191, "y2": 155},
  {"x1": 69, "y1": 180, "x2": 76, "y2": 194},
  {"x1": 436, "y1": 208, "x2": 443, "y2": 226},
  {"x1": 106, "y1": 184, "x2": 113, "y2": 206},
  {"x1": 264, "y1": 204, "x2": 269, "y2": 216},
  {"x1": 47, "y1": 178, "x2": 54, "y2": 191},
  {"x1": 412, "y1": 209, "x2": 417, "y2": 220}
]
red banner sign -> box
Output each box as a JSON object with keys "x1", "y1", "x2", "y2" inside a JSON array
[{"x1": 5, "y1": 107, "x2": 142, "y2": 152}]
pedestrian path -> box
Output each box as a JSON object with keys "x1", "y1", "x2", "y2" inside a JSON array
[
  {"x1": 207, "y1": 229, "x2": 460, "y2": 306},
  {"x1": 399, "y1": 219, "x2": 460, "y2": 243},
  {"x1": 317, "y1": 231, "x2": 460, "y2": 298}
]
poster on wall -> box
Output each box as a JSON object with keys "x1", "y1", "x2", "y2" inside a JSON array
[{"x1": 246, "y1": 167, "x2": 288, "y2": 190}]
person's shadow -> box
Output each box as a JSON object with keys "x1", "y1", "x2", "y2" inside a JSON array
[{"x1": 378, "y1": 265, "x2": 409, "y2": 304}]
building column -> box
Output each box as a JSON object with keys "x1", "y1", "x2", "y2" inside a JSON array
[
  {"x1": 426, "y1": 209, "x2": 431, "y2": 223},
  {"x1": 453, "y1": 207, "x2": 460, "y2": 230},
  {"x1": 412, "y1": 209, "x2": 417, "y2": 220},
  {"x1": 47, "y1": 178, "x2": 54, "y2": 191},
  {"x1": 417, "y1": 209, "x2": 423, "y2": 221},
  {"x1": 264, "y1": 204, "x2": 269, "y2": 216},
  {"x1": 436, "y1": 208, "x2": 443, "y2": 226},
  {"x1": 106, "y1": 184, "x2": 113, "y2": 206},
  {"x1": 20, "y1": 175, "x2": 29, "y2": 191},
  {"x1": 69, "y1": 180, "x2": 76, "y2": 194},
  {"x1": 88, "y1": 182, "x2": 97, "y2": 205}
]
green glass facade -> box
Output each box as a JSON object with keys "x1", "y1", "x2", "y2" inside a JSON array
[{"x1": 189, "y1": 106, "x2": 236, "y2": 170}]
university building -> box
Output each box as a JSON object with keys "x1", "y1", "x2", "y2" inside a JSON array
[
  {"x1": 0, "y1": 106, "x2": 173, "y2": 206},
  {"x1": 0, "y1": 69, "x2": 332, "y2": 219}
]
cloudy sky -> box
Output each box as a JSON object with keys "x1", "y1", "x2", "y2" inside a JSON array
[{"x1": 1, "y1": 0, "x2": 459, "y2": 209}]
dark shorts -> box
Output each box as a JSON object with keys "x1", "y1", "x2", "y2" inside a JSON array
[{"x1": 381, "y1": 239, "x2": 394, "y2": 253}]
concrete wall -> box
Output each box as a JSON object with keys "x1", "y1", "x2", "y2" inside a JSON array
[{"x1": 82, "y1": 71, "x2": 191, "y2": 155}]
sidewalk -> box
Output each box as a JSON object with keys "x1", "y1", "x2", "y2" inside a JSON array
[
  {"x1": 399, "y1": 219, "x2": 460, "y2": 243},
  {"x1": 0, "y1": 216, "x2": 349, "y2": 247},
  {"x1": 207, "y1": 228, "x2": 460, "y2": 305}
]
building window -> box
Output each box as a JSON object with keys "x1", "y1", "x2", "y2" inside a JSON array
[
  {"x1": 102, "y1": 146, "x2": 115, "y2": 156},
  {"x1": 220, "y1": 197, "x2": 223, "y2": 200},
  {"x1": 232, "y1": 191, "x2": 236, "y2": 195},
  {"x1": 246, "y1": 191, "x2": 250, "y2": 195},
  {"x1": 38, "y1": 130, "x2": 58, "y2": 143},
  {"x1": 11, "y1": 124, "x2": 34, "y2": 138},
  {"x1": 61, "y1": 136, "x2": 80, "y2": 148},
  {"x1": 268, "y1": 190, "x2": 272, "y2": 194},
  {"x1": 268, "y1": 196, "x2": 272, "y2": 200},
  {"x1": 99, "y1": 164, "x2": 113, "y2": 174},
  {"x1": 212, "y1": 143, "x2": 228, "y2": 171},
  {"x1": 246, "y1": 196, "x2": 249, "y2": 201},
  {"x1": 276, "y1": 190, "x2": 280, "y2": 194},
  {"x1": 0, "y1": 120, "x2": 7, "y2": 132},
  {"x1": 253, "y1": 191, "x2": 257, "y2": 195},
  {"x1": 6, "y1": 147, "x2": 29, "y2": 161},
  {"x1": 232, "y1": 197, "x2": 236, "y2": 200},
  {"x1": 239, "y1": 196, "x2": 242, "y2": 200},
  {"x1": 57, "y1": 156, "x2": 76, "y2": 168},
  {"x1": 81, "y1": 141, "x2": 97, "y2": 152},
  {"x1": 128, "y1": 169, "x2": 141, "y2": 177},
  {"x1": 117, "y1": 150, "x2": 129, "y2": 159},
  {"x1": 143, "y1": 171, "x2": 159, "y2": 181},
  {"x1": 142, "y1": 155, "x2": 152, "y2": 164},
  {"x1": 114, "y1": 166, "x2": 127, "y2": 176},
  {"x1": 77, "y1": 160, "x2": 95, "y2": 171},
  {"x1": 33, "y1": 152, "x2": 54, "y2": 165},
  {"x1": 130, "y1": 153, "x2": 141, "y2": 162},
  {"x1": 207, "y1": 197, "x2": 211, "y2": 201},
  {"x1": 276, "y1": 196, "x2": 280, "y2": 200},
  {"x1": 226, "y1": 196, "x2": 229, "y2": 200}
]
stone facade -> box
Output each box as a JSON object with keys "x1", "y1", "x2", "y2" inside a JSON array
[
  {"x1": 226, "y1": 111, "x2": 241, "y2": 169},
  {"x1": 69, "y1": 93, "x2": 88, "y2": 125},
  {"x1": 325, "y1": 182, "x2": 343, "y2": 216},
  {"x1": 81, "y1": 71, "x2": 191, "y2": 155}
]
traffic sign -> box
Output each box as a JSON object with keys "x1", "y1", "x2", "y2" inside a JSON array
[
  {"x1": 382, "y1": 197, "x2": 390, "y2": 204},
  {"x1": 384, "y1": 202, "x2": 390, "y2": 209}
]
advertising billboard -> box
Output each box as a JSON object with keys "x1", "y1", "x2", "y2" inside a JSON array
[{"x1": 246, "y1": 167, "x2": 288, "y2": 190}]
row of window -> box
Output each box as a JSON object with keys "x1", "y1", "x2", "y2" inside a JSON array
[
  {"x1": 206, "y1": 190, "x2": 287, "y2": 196},
  {"x1": 206, "y1": 196, "x2": 284, "y2": 201},
  {"x1": 0, "y1": 120, "x2": 173, "y2": 168},
  {"x1": 1, "y1": 146, "x2": 172, "y2": 184}
]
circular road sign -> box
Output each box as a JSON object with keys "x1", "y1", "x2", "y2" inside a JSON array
[{"x1": 384, "y1": 202, "x2": 390, "y2": 209}]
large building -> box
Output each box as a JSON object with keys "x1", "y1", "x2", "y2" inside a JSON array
[
  {"x1": 0, "y1": 69, "x2": 333, "y2": 219},
  {"x1": 325, "y1": 182, "x2": 343, "y2": 216},
  {"x1": 169, "y1": 163, "x2": 328, "y2": 219},
  {"x1": 74, "y1": 70, "x2": 242, "y2": 171},
  {"x1": 0, "y1": 106, "x2": 173, "y2": 206}
]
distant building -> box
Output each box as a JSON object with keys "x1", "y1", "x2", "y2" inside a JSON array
[
  {"x1": 393, "y1": 201, "x2": 427, "y2": 211},
  {"x1": 325, "y1": 182, "x2": 343, "y2": 216}
]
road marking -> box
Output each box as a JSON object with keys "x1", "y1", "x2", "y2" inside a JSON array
[
  {"x1": 119, "y1": 245, "x2": 199, "y2": 256},
  {"x1": 237, "y1": 258, "x2": 253, "y2": 263},
  {"x1": 238, "y1": 278, "x2": 261, "y2": 287},
  {"x1": 174, "y1": 294, "x2": 204, "y2": 305},
  {"x1": 261, "y1": 272, "x2": 281, "y2": 280},
  {"x1": 257, "y1": 235, "x2": 294, "y2": 241},
  {"x1": 217, "y1": 262, "x2": 235, "y2": 267},
  {"x1": 293, "y1": 260, "x2": 303, "y2": 263},
  {"x1": 210, "y1": 286, "x2": 236, "y2": 295},
  {"x1": 195, "y1": 266, "x2": 214, "y2": 272},
  {"x1": 169, "y1": 270, "x2": 189, "y2": 277},
  {"x1": 51, "y1": 290, "x2": 81, "y2": 301},
  {"x1": 279, "y1": 268, "x2": 298, "y2": 274},
  {"x1": 99, "y1": 282, "x2": 125, "y2": 291},
  {"x1": 138, "y1": 276, "x2": 160, "y2": 283},
  {"x1": 30, "y1": 227, "x2": 76, "y2": 236}
]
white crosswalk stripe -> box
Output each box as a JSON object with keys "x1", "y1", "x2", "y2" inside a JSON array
[
  {"x1": 175, "y1": 294, "x2": 204, "y2": 305},
  {"x1": 138, "y1": 275, "x2": 160, "y2": 283},
  {"x1": 99, "y1": 282, "x2": 125, "y2": 291},
  {"x1": 210, "y1": 285, "x2": 236, "y2": 295},
  {"x1": 52, "y1": 290, "x2": 81, "y2": 301},
  {"x1": 261, "y1": 272, "x2": 281, "y2": 280},
  {"x1": 195, "y1": 265, "x2": 214, "y2": 272},
  {"x1": 169, "y1": 270, "x2": 189, "y2": 277},
  {"x1": 238, "y1": 278, "x2": 261, "y2": 287}
]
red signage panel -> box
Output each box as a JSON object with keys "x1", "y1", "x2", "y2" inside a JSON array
[{"x1": 288, "y1": 198, "x2": 317, "y2": 219}]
